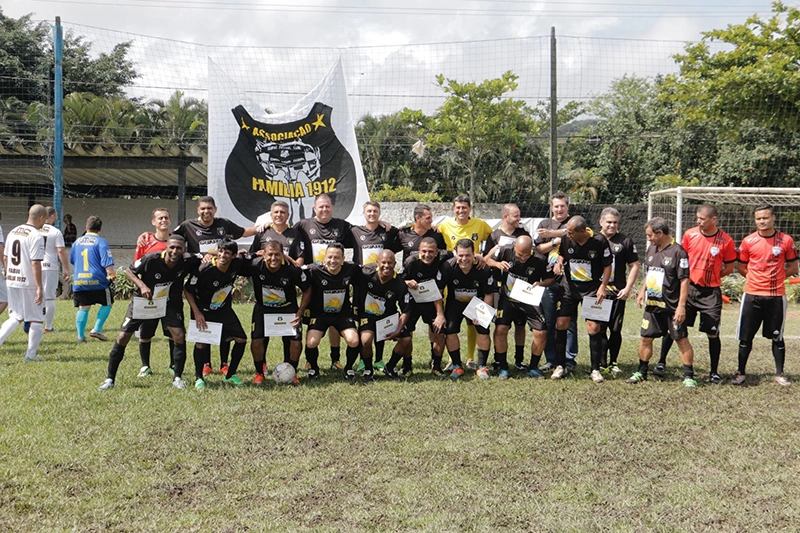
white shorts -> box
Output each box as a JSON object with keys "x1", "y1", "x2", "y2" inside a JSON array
[
  {"x1": 42, "y1": 270, "x2": 60, "y2": 300},
  {"x1": 0, "y1": 274, "x2": 7, "y2": 304},
  {"x1": 8, "y1": 287, "x2": 45, "y2": 323}
]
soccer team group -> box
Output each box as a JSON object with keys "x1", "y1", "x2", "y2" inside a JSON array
[{"x1": 0, "y1": 192, "x2": 796, "y2": 391}]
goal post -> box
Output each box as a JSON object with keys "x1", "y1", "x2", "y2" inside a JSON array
[{"x1": 648, "y1": 187, "x2": 800, "y2": 245}]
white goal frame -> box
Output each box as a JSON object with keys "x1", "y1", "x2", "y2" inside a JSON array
[{"x1": 648, "y1": 187, "x2": 800, "y2": 244}]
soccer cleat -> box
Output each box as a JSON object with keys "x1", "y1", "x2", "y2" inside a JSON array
[
  {"x1": 538, "y1": 361, "x2": 555, "y2": 373},
  {"x1": 98, "y1": 378, "x2": 115, "y2": 391},
  {"x1": 194, "y1": 378, "x2": 206, "y2": 390},
  {"x1": 526, "y1": 368, "x2": 544, "y2": 379},
  {"x1": 550, "y1": 365, "x2": 565, "y2": 379},
  {"x1": 383, "y1": 366, "x2": 399, "y2": 380},
  {"x1": 202, "y1": 363, "x2": 213, "y2": 378},
  {"x1": 492, "y1": 361, "x2": 501, "y2": 372},
  {"x1": 775, "y1": 375, "x2": 791, "y2": 387},
  {"x1": 731, "y1": 373, "x2": 746, "y2": 386},
  {"x1": 498, "y1": 369, "x2": 510, "y2": 380},
  {"x1": 590, "y1": 370, "x2": 604, "y2": 383},
  {"x1": 344, "y1": 369, "x2": 356, "y2": 382},
  {"x1": 219, "y1": 364, "x2": 229, "y2": 376},
  {"x1": 330, "y1": 361, "x2": 344, "y2": 371},
  {"x1": 362, "y1": 370, "x2": 374, "y2": 384},
  {"x1": 137, "y1": 366, "x2": 152, "y2": 378},
  {"x1": 23, "y1": 355, "x2": 45, "y2": 362},
  {"x1": 253, "y1": 373, "x2": 265, "y2": 385},
  {"x1": 373, "y1": 360, "x2": 385, "y2": 371},
  {"x1": 401, "y1": 369, "x2": 414, "y2": 379},
  {"x1": 708, "y1": 373, "x2": 723, "y2": 384},
  {"x1": 307, "y1": 369, "x2": 320, "y2": 380},
  {"x1": 626, "y1": 372, "x2": 646, "y2": 384},
  {"x1": 683, "y1": 377, "x2": 698, "y2": 389},
  {"x1": 223, "y1": 375, "x2": 244, "y2": 386},
  {"x1": 514, "y1": 362, "x2": 529, "y2": 372},
  {"x1": 44, "y1": 327, "x2": 57, "y2": 333},
  {"x1": 169, "y1": 367, "x2": 175, "y2": 377},
  {"x1": 89, "y1": 331, "x2": 109, "y2": 341},
  {"x1": 476, "y1": 366, "x2": 490, "y2": 380},
  {"x1": 465, "y1": 359, "x2": 477, "y2": 370},
  {"x1": 431, "y1": 367, "x2": 444, "y2": 377},
  {"x1": 292, "y1": 375, "x2": 300, "y2": 386},
  {"x1": 450, "y1": 365, "x2": 464, "y2": 380},
  {"x1": 443, "y1": 360, "x2": 454, "y2": 372},
  {"x1": 172, "y1": 377, "x2": 187, "y2": 390},
  {"x1": 652, "y1": 363, "x2": 666, "y2": 377},
  {"x1": 76, "y1": 337, "x2": 87, "y2": 343},
  {"x1": 609, "y1": 363, "x2": 622, "y2": 375},
  {"x1": 22, "y1": 322, "x2": 30, "y2": 333},
  {"x1": 355, "y1": 360, "x2": 366, "y2": 372}
]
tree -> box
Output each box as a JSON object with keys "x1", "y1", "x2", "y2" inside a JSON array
[{"x1": 663, "y1": 2, "x2": 800, "y2": 133}]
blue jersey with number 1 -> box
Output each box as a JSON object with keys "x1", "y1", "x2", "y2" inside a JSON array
[{"x1": 70, "y1": 232, "x2": 115, "y2": 292}]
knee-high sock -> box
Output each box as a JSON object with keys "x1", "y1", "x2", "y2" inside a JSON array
[
  {"x1": 772, "y1": 340, "x2": 786, "y2": 375},
  {"x1": 44, "y1": 300, "x2": 56, "y2": 330},
  {"x1": 26, "y1": 323, "x2": 44, "y2": 360},
  {"x1": 107, "y1": 342, "x2": 126, "y2": 380},
  {"x1": 386, "y1": 349, "x2": 402, "y2": 373},
  {"x1": 172, "y1": 343, "x2": 187, "y2": 378},
  {"x1": 219, "y1": 340, "x2": 231, "y2": 366},
  {"x1": 658, "y1": 335, "x2": 674, "y2": 365},
  {"x1": 194, "y1": 345, "x2": 211, "y2": 379},
  {"x1": 494, "y1": 351, "x2": 508, "y2": 371},
  {"x1": 375, "y1": 340, "x2": 385, "y2": 363},
  {"x1": 306, "y1": 346, "x2": 320, "y2": 372},
  {"x1": 555, "y1": 329, "x2": 568, "y2": 367},
  {"x1": 330, "y1": 345, "x2": 341, "y2": 364},
  {"x1": 467, "y1": 326, "x2": 477, "y2": 360},
  {"x1": 225, "y1": 342, "x2": 247, "y2": 378},
  {"x1": 344, "y1": 345, "x2": 360, "y2": 371},
  {"x1": 589, "y1": 332, "x2": 607, "y2": 371},
  {"x1": 449, "y1": 348, "x2": 463, "y2": 368},
  {"x1": 708, "y1": 337, "x2": 721, "y2": 375},
  {"x1": 0, "y1": 317, "x2": 19, "y2": 346},
  {"x1": 76, "y1": 308, "x2": 89, "y2": 339},
  {"x1": 139, "y1": 342, "x2": 152, "y2": 367},
  {"x1": 477, "y1": 348, "x2": 489, "y2": 368},
  {"x1": 608, "y1": 329, "x2": 622, "y2": 364},
  {"x1": 283, "y1": 337, "x2": 292, "y2": 363},
  {"x1": 738, "y1": 340, "x2": 752, "y2": 374},
  {"x1": 93, "y1": 305, "x2": 112, "y2": 333},
  {"x1": 515, "y1": 344, "x2": 525, "y2": 366}
]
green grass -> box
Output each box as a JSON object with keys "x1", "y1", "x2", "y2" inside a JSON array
[{"x1": 2, "y1": 301, "x2": 800, "y2": 531}]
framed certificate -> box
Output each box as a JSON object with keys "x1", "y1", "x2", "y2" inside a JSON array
[
  {"x1": 263, "y1": 314, "x2": 297, "y2": 337},
  {"x1": 463, "y1": 297, "x2": 496, "y2": 329},
  {"x1": 580, "y1": 296, "x2": 613, "y2": 322},
  {"x1": 375, "y1": 313, "x2": 400, "y2": 342},
  {"x1": 132, "y1": 296, "x2": 167, "y2": 319},
  {"x1": 509, "y1": 279, "x2": 545, "y2": 306},
  {"x1": 187, "y1": 320, "x2": 223, "y2": 345},
  {"x1": 409, "y1": 280, "x2": 442, "y2": 303}
]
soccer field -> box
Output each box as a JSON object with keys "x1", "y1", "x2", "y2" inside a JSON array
[{"x1": 1, "y1": 300, "x2": 799, "y2": 531}]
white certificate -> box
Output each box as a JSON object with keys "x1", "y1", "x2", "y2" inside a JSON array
[
  {"x1": 263, "y1": 314, "x2": 297, "y2": 337},
  {"x1": 463, "y1": 297, "x2": 496, "y2": 329},
  {"x1": 409, "y1": 280, "x2": 442, "y2": 303},
  {"x1": 375, "y1": 313, "x2": 400, "y2": 343},
  {"x1": 132, "y1": 296, "x2": 167, "y2": 319},
  {"x1": 509, "y1": 279, "x2": 545, "y2": 306},
  {"x1": 580, "y1": 295, "x2": 613, "y2": 322},
  {"x1": 187, "y1": 320, "x2": 223, "y2": 345}
]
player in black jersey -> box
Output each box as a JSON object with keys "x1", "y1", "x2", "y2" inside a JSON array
[
  {"x1": 172, "y1": 196, "x2": 259, "y2": 376},
  {"x1": 402, "y1": 237, "x2": 448, "y2": 376},
  {"x1": 350, "y1": 201, "x2": 401, "y2": 267},
  {"x1": 441, "y1": 239, "x2": 495, "y2": 379},
  {"x1": 627, "y1": 218, "x2": 696, "y2": 388},
  {"x1": 246, "y1": 240, "x2": 311, "y2": 385},
  {"x1": 97, "y1": 236, "x2": 199, "y2": 391},
  {"x1": 358, "y1": 250, "x2": 410, "y2": 382},
  {"x1": 396, "y1": 204, "x2": 447, "y2": 262},
  {"x1": 597, "y1": 208, "x2": 639, "y2": 375},
  {"x1": 304, "y1": 243, "x2": 363, "y2": 381},
  {"x1": 184, "y1": 240, "x2": 250, "y2": 390},
  {"x1": 487, "y1": 235, "x2": 555, "y2": 380},
  {"x1": 249, "y1": 201, "x2": 305, "y2": 263},
  {"x1": 553, "y1": 216, "x2": 612, "y2": 382},
  {"x1": 483, "y1": 203, "x2": 531, "y2": 371}
]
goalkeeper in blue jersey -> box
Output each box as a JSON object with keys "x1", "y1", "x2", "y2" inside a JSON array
[{"x1": 70, "y1": 216, "x2": 116, "y2": 343}]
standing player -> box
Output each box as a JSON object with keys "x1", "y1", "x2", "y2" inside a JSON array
[
  {"x1": 71, "y1": 216, "x2": 115, "y2": 343},
  {"x1": 483, "y1": 203, "x2": 530, "y2": 371},
  {"x1": 396, "y1": 204, "x2": 447, "y2": 261},
  {"x1": 246, "y1": 240, "x2": 311, "y2": 384},
  {"x1": 0, "y1": 205, "x2": 47, "y2": 361},
  {"x1": 438, "y1": 194, "x2": 492, "y2": 370},
  {"x1": 135, "y1": 208, "x2": 171, "y2": 260},
  {"x1": 627, "y1": 218, "x2": 696, "y2": 388},
  {"x1": 734, "y1": 205, "x2": 798, "y2": 386},
  {"x1": 249, "y1": 200, "x2": 305, "y2": 262},
  {"x1": 98, "y1": 235, "x2": 199, "y2": 390},
  {"x1": 38, "y1": 207, "x2": 70, "y2": 333},
  {"x1": 535, "y1": 192, "x2": 579, "y2": 372},
  {"x1": 441, "y1": 239, "x2": 495, "y2": 379},
  {"x1": 487, "y1": 235, "x2": 555, "y2": 379},
  {"x1": 552, "y1": 216, "x2": 612, "y2": 382},
  {"x1": 184, "y1": 240, "x2": 250, "y2": 389},
  {"x1": 597, "y1": 208, "x2": 639, "y2": 375},
  {"x1": 655, "y1": 205, "x2": 736, "y2": 383}
]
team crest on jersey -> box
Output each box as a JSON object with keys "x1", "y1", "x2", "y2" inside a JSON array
[
  {"x1": 613, "y1": 244, "x2": 622, "y2": 252},
  {"x1": 710, "y1": 246, "x2": 719, "y2": 257},
  {"x1": 436, "y1": 271, "x2": 442, "y2": 280},
  {"x1": 471, "y1": 233, "x2": 478, "y2": 241},
  {"x1": 526, "y1": 267, "x2": 534, "y2": 276},
  {"x1": 259, "y1": 274, "x2": 266, "y2": 280},
  {"x1": 648, "y1": 255, "x2": 653, "y2": 262},
  {"x1": 773, "y1": 246, "x2": 781, "y2": 256},
  {"x1": 343, "y1": 277, "x2": 350, "y2": 285},
  {"x1": 360, "y1": 235, "x2": 365, "y2": 241},
  {"x1": 280, "y1": 278, "x2": 288, "y2": 286},
  {"x1": 380, "y1": 234, "x2": 386, "y2": 242},
  {"x1": 368, "y1": 282, "x2": 373, "y2": 289},
  {"x1": 154, "y1": 273, "x2": 161, "y2": 280},
  {"x1": 213, "y1": 281, "x2": 219, "y2": 287},
  {"x1": 310, "y1": 229, "x2": 316, "y2": 235},
  {"x1": 286, "y1": 238, "x2": 294, "y2": 245},
  {"x1": 195, "y1": 230, "x2": 202, "y2": 236},
  {"x1": 473, "y1": 280, "x2": 480, "y2": 287},
  {"x1": 386, "y1": 291, "x2": 394, "y2": 299},
  {"x1": 453, "y1": 279, "x2": 459, "y2": 285},
  {"x1": 217, "y1": 227, "x2": 225, "y2": 236},
  {"x1": 321, "y1": 279, "x2": 327, "y2": 286},
  {"x1": 408, "y1": 240, "x2": 415, "y2": 248},
  {"x1": 332, "y1": 229, "x2": 340, "y2": 238},
  {"x1": 679, "y1": 258, "x2": 689, "y2": 268},
  {"x1": 568, "y1": 248, "x2": 574, "y2": 254},
  {"x1": 662, "y1": 257, "x2": 672, "y2": 266},
  {"x1": 588, "y1": 251, "x2": 597, "y2": 259}
]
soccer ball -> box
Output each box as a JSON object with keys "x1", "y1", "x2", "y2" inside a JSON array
[{"x1": 273, "y1": 362, "x2": 296, "y2": 384}]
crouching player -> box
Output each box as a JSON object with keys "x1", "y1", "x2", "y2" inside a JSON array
[
  {"x1": 247, "y1": 241, "x2": 310, "y2": 385},
  {"x1": 98, "y1": 235, "x2": 200, "y2": 390},
  {"x1": 441, "y1": 239, "x2": 495, "y2": 379},
  {"x1": 359, "y1": 250, "x2": 410, "y2": 382},
  {"x1": 487, "y1": 235, "x2": 555, "y2": 379},
  {"x1": 184, "y1": 240, "x2": 249, "y2": 389}
]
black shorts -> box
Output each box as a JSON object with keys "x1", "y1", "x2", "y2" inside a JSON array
[
  {"x1": 444, "y1": 303, "x2": 490, "y2": 335},
  {"x1": 73, "y1": 288, "x2": 113, "y2": 307},
  {"x1": 307, "y1": 313, "x2": 357, "y2": 334},
  {"x1": 191, "y1": 308, "x2": 247, "y2": 341},
  {"x1": 358, "y1": 315, "x2": 411, "y2": 338},
  {"x1": 121, "y1": 303, "x2": 185, "y2": 337},
  {"x1": 608, "y1": 297, "x2": 627, "y2": 334},
  {"x1": 557, "y1": 290, "x2": 596, "y2": 320},
  {"x1": 251, "y1": 307, "x2": 302, "y2": 341},
  {"x1": 640, "y1": 309, "x2": 688, "y2": 340},
  {"x1": 737, "y1": 294, "x2": 787, "y2": 342},
  {"x1": 495, "y1": 297, "x2": 546, "y2": 331},
  {"x1": 685, "y1": 284, "x2": 723, "y2": 334},
  {"x1": 404, "y1": 302, "x2": 438, "y2": 332}
]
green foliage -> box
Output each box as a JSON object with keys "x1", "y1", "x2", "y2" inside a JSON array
[
  {"x1": 113, "y1": 266, "x2": 135, "y2": 300},
  {"x1": 371, "y1": 184, "x2": 441, "y2": 202},
  {"x1": 721, "y1": 273, "x2": 746, "y2": 302}
]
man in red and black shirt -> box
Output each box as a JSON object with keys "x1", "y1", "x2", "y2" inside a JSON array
[
  {"x1": 734, "y1": 204, "x2": 798, "y2": 386},
  {"x1": 655, "y1": 204, "x2": 736, "y2": 383}
]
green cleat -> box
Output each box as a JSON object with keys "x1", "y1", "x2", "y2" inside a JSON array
[
  {"x1": 626, "y1": 371, "x2": 646, "y2": 384},
  {"x1": 355, "y1": 359, "x2": 366, "y2": 372},
  {"x1": 683, "y1": 378, "x2": 698, "y2": 389},
  {"x1": 137, "y1": 366, "x2": 152, "y2": 378},
  {"x1": 224, "y1": 375, "x2": 244, "y2": 387},
  {"x1": 373, "y1": 360, "x2": 385, "y2": 371},
  {"x1": 194, "y1": 378, "x2": 206, "y2": 390}
]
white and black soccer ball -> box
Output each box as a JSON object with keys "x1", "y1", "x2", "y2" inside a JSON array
[{"x1": 273, "y1": 362, "x2": 296, "y2": 384}]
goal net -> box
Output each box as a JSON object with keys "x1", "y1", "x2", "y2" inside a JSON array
[{"x1": 648, "y1": 187, "x2": 800, "y2": 245}]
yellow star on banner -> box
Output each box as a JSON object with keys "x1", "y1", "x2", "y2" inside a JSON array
[
  {"x1": 240, "y1": 117, "x2": 251, "y2": 131},
  {"x1": 311, "y1": 114, "x2": 326, "y2": 131}
]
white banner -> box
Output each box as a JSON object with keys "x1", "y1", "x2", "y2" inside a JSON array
[{"x1": 208, "y1": 57, "x2": 369, "y2": 228}]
